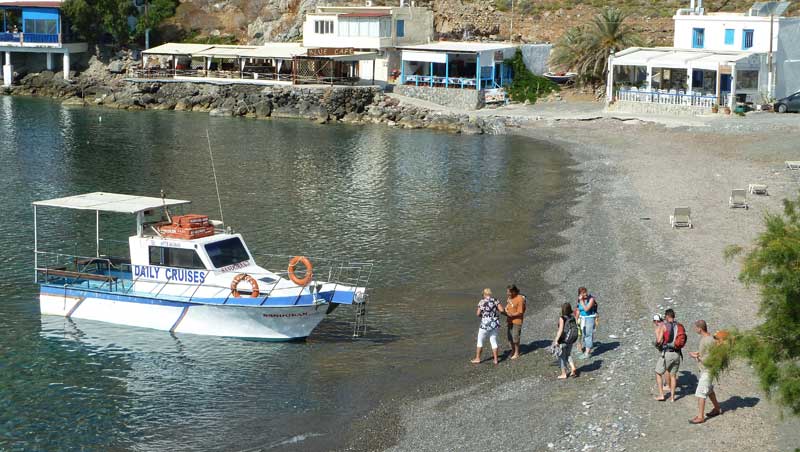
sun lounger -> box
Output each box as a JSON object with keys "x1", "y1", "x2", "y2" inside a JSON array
[
  {"x1": 748, "y1": 184, "x2": 768, "y2": 195},
  {"x1": 786, "y1": 161, "x2": 800, "y2": 170},
  {"x1": 729, "y1": 189, "x2": 749, "y2": 209},
  {"x1": 670, "y1": 207, "x2": 693, "y2": 228}
]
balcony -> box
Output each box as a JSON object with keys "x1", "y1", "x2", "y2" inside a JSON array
[{"x1": 0, "y1": 32, "x2": 62, "y2": 47}]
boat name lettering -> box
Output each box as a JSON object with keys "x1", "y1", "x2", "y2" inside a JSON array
[
  {"x1": 133, "y1": 265, "x2": 207, "y2": 283},
  {"x1": 219, "y1": 260, "x2": 251, "y2": 272},
  {"x1": 262, "y1": 312, "x2": 309, "y2": 318}
]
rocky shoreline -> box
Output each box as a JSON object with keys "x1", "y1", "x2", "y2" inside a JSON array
[{"x1": 0, "y1": 57, "x2": 510, "y2": 135}]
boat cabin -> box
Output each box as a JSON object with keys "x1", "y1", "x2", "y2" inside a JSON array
[{"x1": 32, "y1": 192, "x2": 260, "y2": 286}]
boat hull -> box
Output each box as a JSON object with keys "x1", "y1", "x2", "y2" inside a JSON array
[{"x1": 40, "y1": 291, "x2": 328, "y2": 340}]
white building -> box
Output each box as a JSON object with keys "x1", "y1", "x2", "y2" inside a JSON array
[
  {"x1": 607, "y1": 1, "x2": 800, "y2": 111},
  {"x1": 302, "y1": 4, "x2": 434, "y2": 84},
  {"x1": 0, "y1": 0, "x2": 87, "y2": 86}
]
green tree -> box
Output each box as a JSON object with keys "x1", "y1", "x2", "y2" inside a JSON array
[
  {"x1": 63, "y1": 0, "x2": 176, "y2": 44},
  {"x1": 134, "y1": 0, "x2": 178, "y2": 40},
  {"x1": 504, "y1": 48, "x2": 558, "y2": 104},
  {"x1": 715, "y1": 194, "x2": 800, "y2": 415},
  {"x1": 550, "y1": 7, "x2": 641, "y2": 84}
]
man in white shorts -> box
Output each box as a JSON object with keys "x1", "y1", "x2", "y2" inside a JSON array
[{"x1": 688, "y1": 320, "x2": 723, "y2": 424}]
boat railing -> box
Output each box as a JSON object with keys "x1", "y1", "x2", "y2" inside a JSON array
[
  {"x1": 35, "y1": 251, "x2": 119, "y2": 291},
  {"x1": 255, "y1": 253, "x2": 373, "y2": 295}
]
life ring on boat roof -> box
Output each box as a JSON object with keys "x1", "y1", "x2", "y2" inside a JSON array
[
  {"x1": 287, "y1": 256, "x2": 313, "y2": 286},
  {"x1": 231, "y1": 273, "x2": 260, "y2": 298}
]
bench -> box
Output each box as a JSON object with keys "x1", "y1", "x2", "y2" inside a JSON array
[{"x1": 40, "y1": 268, "x2": 118, "y2": 283}]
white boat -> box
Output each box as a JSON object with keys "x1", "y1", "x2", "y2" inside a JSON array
[
  {"x1": 33, "y1": 192, "x2": 372, "y2": 340},
  {"x1": 543, "y1": 71, "x2": 577, "y2": 84}
]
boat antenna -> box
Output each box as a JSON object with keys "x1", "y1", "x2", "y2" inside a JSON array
[
  {"x1": 160, "y1": 189, "x2": 172, "y2": 223},
  {"x1": 206, "y1": 129, "x2": 225, "y2": 227}
]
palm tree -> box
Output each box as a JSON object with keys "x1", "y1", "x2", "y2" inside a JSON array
[{"x1": 551, "y1": 7, "x2": 641, "y2": 84}]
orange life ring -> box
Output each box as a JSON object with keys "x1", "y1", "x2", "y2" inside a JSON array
[
  {"x1": 288, "y1": 256, "x2": 313, "y2": 286},
  {"x1": 231, "y1": 273, "x2": 260, "y2": 298}
]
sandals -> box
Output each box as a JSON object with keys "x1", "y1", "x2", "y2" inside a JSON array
[
  {"x1": 689, "y1": 417, "x2": 705, "y2": 425},
  {"x1": 706, "y1": 409, "x2": 723, "y2": 418}
]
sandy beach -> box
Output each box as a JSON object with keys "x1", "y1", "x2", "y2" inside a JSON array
[{"x1": 345, "y1": 108, "x2": 800, "y2": 451}]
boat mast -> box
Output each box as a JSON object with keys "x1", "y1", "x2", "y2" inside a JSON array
[{"x1": 33, "y1": 205, "x2": 38, "y2": 282}]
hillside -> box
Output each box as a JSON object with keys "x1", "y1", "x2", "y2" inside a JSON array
[{"x1": 164, "y1": 0, "x2": 799, "y2": 47}]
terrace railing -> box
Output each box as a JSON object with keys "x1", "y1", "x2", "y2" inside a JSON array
[
  {"x1": 617, "y1": 88, "x2": 719, "y2": 109},
  {"x1": 404, "y1": 74, "x2": 479, "y2": 89},
  {"x1": 0, "y1": 32, "x2": 60, "y2": 45}
]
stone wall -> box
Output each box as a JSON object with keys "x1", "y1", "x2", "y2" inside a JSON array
[
  {"x1": 394, "y1": 84, "x2": 484, "y2": 110},
  {"x1": 607, "y1": 100, "x2": 711, "y2": 116}
]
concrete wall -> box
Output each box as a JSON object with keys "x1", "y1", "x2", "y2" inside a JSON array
[
  {"x1": 607, "y1": 100, "x2": 711, "y2": 116},
  {"x1": 395, "y1": 84, "x2": 483, "y2": 110},
  {"x1": 776, "y1": 18, "x2": 800, "y2": 99},
  {"x1": 673, "y1": 14, "x2": 778, "y2": 52},
  {"x1": 520, "y1": 43, "x2": 551, "y2": 75}
]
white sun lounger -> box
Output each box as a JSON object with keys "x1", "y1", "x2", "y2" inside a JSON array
[
  {"x1": 786, "y1": 161, "x2": 800, "y2": 170},
  {"x1": 670, "y1": 207, "x2": 693, "y2": 228},
  {"x1": 729, "y1": 189, "x2": 749, "y2": 209},
  {"x1": 748, "y1": 184, "x2": 768, "y2": 195}
]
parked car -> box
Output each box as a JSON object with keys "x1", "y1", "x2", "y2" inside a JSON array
[{"x1": 774, "y1": 91, "x2": 800, "y2": 113}]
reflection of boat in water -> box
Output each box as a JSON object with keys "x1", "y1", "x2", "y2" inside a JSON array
[
  {"x1": 33, "y1": 192, "x2": 372, "y2": 340},
  {"x1": 543, "y1": 71, "x2": 577, "y2": 84}
]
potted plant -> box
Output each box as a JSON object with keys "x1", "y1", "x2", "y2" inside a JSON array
[
  {"x1": 723, "y1": 105, "x2": 731, "y2": 114},
  {"x1": 711, "y1": 104, "x2": 719, "y2": 113}
]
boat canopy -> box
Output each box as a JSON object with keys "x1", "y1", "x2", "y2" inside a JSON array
[
  {"x1": 33, "y1": 192, "x2": 190, "y2": 214},
  {"x1": 33, "y1": 192, "x2": 194, "y2": 268}
]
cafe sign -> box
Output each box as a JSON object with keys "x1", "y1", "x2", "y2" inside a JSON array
[{"x1": 307, "y1": 47, "x2": 355, "y2": 57}]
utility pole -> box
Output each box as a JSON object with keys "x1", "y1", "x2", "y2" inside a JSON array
[
  {"x1": 768, "y1": 12, "x2": 774, "y2": 99},
  {"x1": 144, "y1": 0, "x2": 150, "y2": 50},
  {"x1": 510, "y1": 0, "x2": 514, "y2": 42}
]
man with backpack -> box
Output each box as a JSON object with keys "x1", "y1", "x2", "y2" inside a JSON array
[{"x1": 654, "y1": 309, "x2": 686, "y2": 402}]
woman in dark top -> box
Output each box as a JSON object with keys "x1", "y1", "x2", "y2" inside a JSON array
[{"x1": 553, "y1": 302, "x2": 578, "y2": 379}]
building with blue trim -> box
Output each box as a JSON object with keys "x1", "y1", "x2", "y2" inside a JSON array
[
  {"x1": 607, "y1": 1, "x2": 800, "y2": 112},
  {"x1": 0, "y1": 0, "x2": 87, "y2": 86}
]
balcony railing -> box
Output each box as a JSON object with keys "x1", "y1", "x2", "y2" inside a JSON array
[
  {"x1": 617, "y1": 88, "x2": 719, "y2": 109},
  {"x1": 0, "y1": 32, "x2": 61, "y2": 45}
]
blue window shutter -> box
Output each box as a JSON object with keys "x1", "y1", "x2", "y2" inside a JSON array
[
  {"x1": 693, "y1": 28, "x2": 704, "y2": 49},
  {"x1": 724, "y1": 29, "x2": 734, "y2": 45},
  {"x1": 396, "y1": 20, "x2": 404, "y2": 38},
  {"x1": 742, "y1": 29, "x2": 754, "y2": 49}
]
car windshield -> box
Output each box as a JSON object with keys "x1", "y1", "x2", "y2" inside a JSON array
[{"x1": 205, "y1": 237, "x2": 250, "y2": 268}]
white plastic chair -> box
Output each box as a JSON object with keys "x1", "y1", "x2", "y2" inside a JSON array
[{"x1": 670, "y1": 207, "x2": 693, "y2": 229}]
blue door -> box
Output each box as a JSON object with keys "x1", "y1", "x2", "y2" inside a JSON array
[{"x1": 721, "y1": 74, "x2": 732, "y2": 92}]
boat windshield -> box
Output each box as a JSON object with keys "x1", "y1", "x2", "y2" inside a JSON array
[{"x1": 205, "y1": 237, "x2": 250, "y2": 268}]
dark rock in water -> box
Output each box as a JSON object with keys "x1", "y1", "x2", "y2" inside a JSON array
[{"x1": 254, "y1": 100, "x2": 272, "y2": 118}]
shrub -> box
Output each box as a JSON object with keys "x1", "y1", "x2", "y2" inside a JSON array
[{"x1": 504, "y1": 48, "x2": 559, "y2": 104}]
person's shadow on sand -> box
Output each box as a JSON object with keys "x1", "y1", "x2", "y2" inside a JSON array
[
  {"x1": 673, "y1": 370, "x2": 699, "y2": 400},
  {"x1": 576, "y1": 359, "x2": 603, "y2": 374},
  {"x1": 520, "y1": 339, "x2": 551, "y2": 356},
  {"x1": 590, "y1": 341, "x2": 620, "y2": 357},
  {"x1": 719, "y1": 396, "x2": 760, "y2": 412}
]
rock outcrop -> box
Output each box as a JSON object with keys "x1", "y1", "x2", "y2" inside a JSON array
[{"x1": 4, "y1": 56, "x2": 510, "y2": 135}]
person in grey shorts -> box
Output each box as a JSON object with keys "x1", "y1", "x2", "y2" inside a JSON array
[
  {"x1": 504, "y1": 285, "x2": 526, "y2": 360},
  {"x1": 688, "y1": 320, "x2": 723, "y2": 424},
  {"x1": 654, "y1": 309, "x2": 681, "y2": 402}
]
